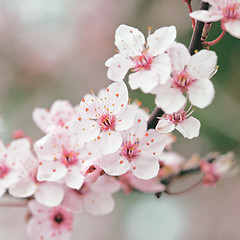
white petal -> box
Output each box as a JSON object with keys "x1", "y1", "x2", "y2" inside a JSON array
[
  {"x1": 115, "y1": 24, "x2": 145, "y2": 57},
  {"x1": 8, "y1": 138, "x2": 30, "y2": 151},
  {"x1": 62, "y1": 190, "x2": 84, "y2": 214},
  {"x1": 97, "y1": 131, "x2": 122, "y2": 154},
  {"x1": 37, "y1": 161, "x2": 67, "y2": 182},
  {"x1": 224, "y1": 20, "x2": 240, "y2": 39},
  {"x1": 9, "y1": 177, "x2": 37, "y2": 198},
  {"x1": 132, "y1": 155, "x2": 159, "y2": 179},
  {"x1": 156, "y1": 119, "x2": 175, "y2": 134},
  {"x1": 0, "y1": 187, "x2": 6, "y2": 197},
  {"x1": 129, "y1": 70, "x2": 158, "y2": 93},
  {"x1": 66, "y1": 167, "x2": 85, "y2": 189},
  {"x1": 168, "y1": 42, "x2": 190, "y2": 72},
  {"x1": 175, "y1": 116, "x2": 201, "y2": 139},
  {"x1": 190, "y1": 9, "x2": 223, "y2": 22},
  {"x1": 154, "y1": 83, "x2": 186, "y2": 114},
  {"x1": 188, "y1": 78, "x2": 215, "y2": 108},
  {"x1": 32, "y1": 108, "x2": 50, "y2": 133},
  {"x1": 105, "y1": 54, "x2": 134, "y2": 81},
  {"x1": 70, "y1": 119, "x2": 100, "y2": 142},
  {"x1": 35, "y1": 182, "x2": 64, "y2": 207},
  {"x1": 188, "y1": 50, "x2": 217, "y2": 79},
  {"x1": 115, "y1": 105, "x2": 137, "y2": 131},
  {"x1": 100, "y1": 153, "x2": 130, "y2": 176},
  {"x1": 83, "y1": 191, "x2": 115, "y2": 216},
  {"x1": 147, "y1": 26, "x2": 177, "y2": 56}
]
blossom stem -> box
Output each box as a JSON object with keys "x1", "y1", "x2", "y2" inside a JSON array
[
  {"x1": 183, "y1": 0, "x2": 195, "y2": 30},
  {"x1": 164, "y1": 177, "x2": 203, "y2": 196},
  {"x1": 0, "y1": 201, "x2": 28, "y2": 207},
  {"x1": 204, "y1": 30, "x2": 226, "y2": 47}
]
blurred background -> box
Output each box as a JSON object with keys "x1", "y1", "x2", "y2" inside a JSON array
[{"x1": 0, "y1": 0, "x2": 240, "y2": 239}]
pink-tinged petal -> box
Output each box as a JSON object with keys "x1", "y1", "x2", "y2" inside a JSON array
[
  {"x1": 175, "y1": 116, "x2": 201, "y2": 139},
  {"x1": 97, "y1": 131, "x2": 122, "y2": 154},
  {"x1": 168, "y1": 43, "x2": 190, "y2": 72},
  {"x1": 190, "y1": 9, "x2": 223, "y2": 22},
  {"x1": 128, "y1": 173, "x2": 165, "y2": 193},
  {"x1": 70, "y1": 119, "x2": 100, "y2": 142},
  {"x1": 83, "y1": 191, "x2": 115, "y2": 216},
  {"x1": 115, "y1": 105, "x2": 137, "y2": 131},
  {"x1": 62, "y1": 189, "x2": 84, "y2": 214},
  {"x1": 154, "y1": 83, "x2": 186, "y2": 114},
  {"x1": 188, "y1": 50, "x2": 217, "y2": 79},
  {"x1": 100, "y1": 154, "x2": 130, "y2": 176},
  {"x1": 147, "y1": 26, "x2": 177, "y2": 56},
  {"x1": 156, "y1": 119, "x2": 175, "y2": 134},
  {"x1": 65, "y1": 167, "x2": 85, "y2": 189},
  {"x1": 115, "y1": 24, "x2": 145, "y2": 57},
  {"x1": 28, "y1": 199, "x2": 49, "y2": 215},
  {"x1": 0, "y1": 168, "x2": 22, "y2": 188},
  {"x1": 90, "y1": 175, "x2": 120, "y2": 194},
  {"x1": 129, "y1": 70, "x2": 158, "y2": 93},
  {"x1": 32, "y1": 108, "x2": 50, "y2": 133},
  {"x1": 188, "y1": 78, "x2": 215, "y2": 108},
  {"x1": 0, "y1": 139, "x2": 6, "y2": 158},
  {"x1": 105, "y1": 54, "x2": 134, "y2": 81},
  {"x1": 160, "y1": 151, "x2": 185, "y2": 172},
  {"x1": 8, "y1": 138, "x2": 30, "y2": 151},
  {"x1": 150, "y1": 52, "x2": 171, "y2": 85},
  {"x1": 140, "y1": 129, "x2": 166, "y2": 157},
  {"x1": 104, "y1": 80, "x2": 129, "y2": 113},
  {"x1": 9, "y1": 177, "x2": 37, "y2": 198},
  {"x1": 35, "y1": 182, "x2": 64, "y2": 207},
  {"x1": 132, "y1": 155, "x2": 159, "y2": 179},
  {"x1": 224, "y1": 20, "x2": 240, "y2": 39},
  {"x1": 37, "y1": 161, "x2": 67, "y2": 182}
]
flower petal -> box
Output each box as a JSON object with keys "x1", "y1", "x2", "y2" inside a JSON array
[
  {"x1": 156, "y1": 119, "x2": 175, "y2": 134},
  {"x1": 190, "y1": 9, "x2": 223, "y2": 22},
  {"x1": 224, "y1": 19, "x2": 240, "y2": 39}
]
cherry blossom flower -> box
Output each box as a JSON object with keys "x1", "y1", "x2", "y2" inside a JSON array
[
  {"x1": 70, "y1": 81, "x2": 136, "y2": 154},
  {"x1": 119, "y1": 171, "x2": 165, "y2": 194},
  {"x1": 152, "y1": 43, "x2": 217, "y2": 114},
  {"x1": 33, "y1": 100, "x2": 77, "y2": 133},
  {"x1": 200, "y1": 152, "x2": 237, "y2": 186},
  {"x1": 0, "y1": 138, "x2": 35, "y2": 197},
  {"x1": 190, "y1": 0, "x2": 240, "y2": 39},
  {"x1": 105, "y1": 24, "x2": 176, "y2": 93},
  {"x1": 156, "y1": 104, "x2": 200, "y2": 139},
  {"x1": 100, "y1": 112, "x2": 166, "y2": 179},
  {"x1": 34, "y1": 128, "x2": 92, "y2": 190},
  {"x1": 62, "y1": 175, "x2": 120, "y2": 215},
  {"x1": 28, "y1": 200, "x2": 74, "y2": 240}
]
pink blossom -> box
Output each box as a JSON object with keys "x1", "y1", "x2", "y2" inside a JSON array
[
  {"x1": 156, "y1": 104, "x2": 201, "y2": 139},
  {"x1": 33, "y1": 100, "x2": 77, "y2": 133},
  {"x1": 100, "y1": 112, "x2": 166, "y2": 179},
  {"x1": 34, "y1": 128, "x2": 93, "y2": 190},
  {"x1": 153, "y1": 43, "x2": 217, "y2": 114},
  {"x1": 200, "y1": 152, "x2": 236, "y2": 186},
  {"x1": 105, "y1": 24, "x2": 176, "y2": 93},
  {"x1": 70, "y1": 81, "x2": 136, "y2": 154},
  {"x1": 119, "y1": 171, "x2": 165, "y2": 194},
  {"x1": 62, "y1": 175, "x2": 120, "y2": 215},
  {"x1": 190, "y1": 0, "x2": 240, "y2": 38},
  {"x1": 28, "y1": 200, "x2": 74, "y2": 240}
]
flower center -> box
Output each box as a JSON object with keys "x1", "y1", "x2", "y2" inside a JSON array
[
  {"x1": 222, "y1": 3, "x2": 239, "y2": 19},
  {"x1": 98, "y1": 113, "x2": 116, "y2": 131},
  {"x1": 61, "y1": 148, "x2": 78, "y2": 167},
  {"x1": 172, "y1": 70, "x2": 194, "y2": 93},
  {"x1": 54, "y1": 213, "x2": 64, "y2": 224},
  {"x1": 0, "y1": 164, "x2": 9, "y2": 179},
  {"x1": 133, "y1": 54, "x2": 153, "y2": 72},
  {"x1": 121, "y1": 141, "x2": 140, "y2": 161}
]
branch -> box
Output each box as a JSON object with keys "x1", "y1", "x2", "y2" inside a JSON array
[{"x1": 147, "y1": 1, "x2": 209, "y2": 130}]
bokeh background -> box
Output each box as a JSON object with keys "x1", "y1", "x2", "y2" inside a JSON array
[{"x1": 0, "y1": 0, "x2": 240, "y2": 239}]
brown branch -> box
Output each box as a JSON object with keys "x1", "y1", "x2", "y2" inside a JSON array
[{"x1": 147, "y1": 1, "x2": 209, "y2": 130}]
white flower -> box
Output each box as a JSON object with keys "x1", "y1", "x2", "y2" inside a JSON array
[
  {"x1": 106, "y1": 24, "x2": 176, "y2": 93},
  {"x1": 190, "y1": 0, "x2": 240, "y2": 39},
  {"x1": 70, "y1": 81, "x2": 136, "y2": 154},
  {"x1": 153, "y1": 43, "x2": 217, "y2": 114}
]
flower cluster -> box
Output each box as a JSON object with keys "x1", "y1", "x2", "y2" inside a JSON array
[{"x1": 0, "y1": 18, "x2": 237, "y2": 240}]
